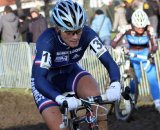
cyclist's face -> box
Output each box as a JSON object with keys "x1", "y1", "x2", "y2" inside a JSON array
[
  {"x1": 60, "y1": 29, "x2": 82, "y2": 48},
  {"x1": 134, "y1": 26, "x2": 145, "y2": 34}
]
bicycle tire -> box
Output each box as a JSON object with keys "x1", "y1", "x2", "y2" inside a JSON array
[
  {"x1": 114, "y1": 67, "x2": 138, "y2": 121},
  {"x1": 114, "y1": 95, "x2": 134, "y2": 121}
]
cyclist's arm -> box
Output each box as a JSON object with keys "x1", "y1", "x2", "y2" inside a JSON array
[
  {"x1": 34, "y1": 65, "x2": 61, "y2": 100},
  {"x1": 33, "y1": 35, "x2": 61, "y2": 101},
  {"x1": 89, "y1": 37, "x2": 120, "y2": 82},
  {"x1": 147, "y1": 26, "x2": 158, "y2": 53},
  {"x1": 111, "y1": 25, "x2": 131, "y2": 48}
]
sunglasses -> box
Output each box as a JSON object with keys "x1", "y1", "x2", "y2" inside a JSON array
[{"x1": 64, "y1": 29, "x2": 82, "y2": 35}]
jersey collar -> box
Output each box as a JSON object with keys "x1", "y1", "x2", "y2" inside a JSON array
[{"x1": 58, "y1": 35, "x2": 68, "y2": 46}]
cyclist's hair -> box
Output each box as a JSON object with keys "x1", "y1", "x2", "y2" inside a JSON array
[
  {"x1": 131, "y1": 9, "x2": 150, "y2": 28},
  {"x1": 51, "y1": 0, "x2": 86, "y2": 32}
]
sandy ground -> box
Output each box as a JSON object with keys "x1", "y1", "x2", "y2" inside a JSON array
[{"x1": 0, "y1": 90, "x2": 160, "y2": 130}]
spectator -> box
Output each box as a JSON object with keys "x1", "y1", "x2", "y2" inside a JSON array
[
  {"x1": 19, "y1": 14, "x2": 32, "y2": 43},
  {"x1": 106, "y1": 1, "x2": 115, "y2": 24},
  {"x1": 0, "y1": 6, "x2": 20, "y2": 42},
  {"x1": 29, "y1": 7, "x2": 48, "y2": 43},
  {"x1": 124, "y1": 0, "x2": 135, "y2": 24},
  {"x1": 91, "y1": 9, "x2": 112, "y2": 46},
  {"x1": 112, "y1": 1, "x2": 128, "y2": 32},
  {"x1": 143, "y1": 0, "x2": 160, "y2": 37}
]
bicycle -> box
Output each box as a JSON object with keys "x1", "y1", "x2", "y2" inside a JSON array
[
  {"x1": 113, "y1": 47, "x2": 139, "y2": 121},
  {"x1": 59, "y1": 92, "x2": 110, "y2": 130},
  {"x1": 58, "y1": 47, "x2": 142, "y2": 129},
  {"x1": 59, "y1": 84, "x2": 136, "y2": 130},
  {"x1": 113, "y1": 46, "x2": 155, "y2": 121}
]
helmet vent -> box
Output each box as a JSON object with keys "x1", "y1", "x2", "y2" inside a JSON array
[
  {"x1": 51, "y1": 0, "x2": 86, "y2": 31},
  {"x1": 59, "y1": 5, "x2": 68, "y2": 14},
  {"x1": 68, "y1": 6, "x2": 76, "y2": 24},
  {"x1": 74, "y1": 3, "x2": 78, "y2": 12},
  {"x1": 64, "y1": 20, "x2": 72, "y2": 27},
  {"x1": 79, "y1": 16, "x2": 83, "y2": 25}
]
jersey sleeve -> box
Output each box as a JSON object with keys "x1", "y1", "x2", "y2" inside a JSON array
[
  {"x1": 147, "y1": 26, "x2": 158, "y2": 53},
  {"x1": 111, "y1": 25, "x2": 131, "y2": 48},
  {"x1": 88, "y1": 33, "x2": 120, "y2": 82},
  {"x1": 32, "y1": 30, "x2": 61, "y2": 101}
]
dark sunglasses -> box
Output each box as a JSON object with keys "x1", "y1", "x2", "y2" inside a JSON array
[{"x1": 64, "y1": 29, "x2": 82, "y2": 35}]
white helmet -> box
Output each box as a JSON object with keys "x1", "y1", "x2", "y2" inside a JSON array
[
  {"x1": 51, "y1": 0, "x2": 86, "y2": 31},
  {"x1": 131, "y1": 9, "x2": 150, "y2": 28}
]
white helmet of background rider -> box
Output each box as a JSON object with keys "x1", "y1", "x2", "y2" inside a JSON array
[
  {"x1": 51, "y1": 0, "x2": 86, "y2": 32},
  {"x1": 131, "y1": 9, "x2": 150, "y2": 28}
]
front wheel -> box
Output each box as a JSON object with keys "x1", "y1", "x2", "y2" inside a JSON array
[
  {"x1": 114, "y1": 96, "x2": 134, "y2": 121},
  {"x1": 114, "y1": 69, "x2": 138, "y2": 121}
]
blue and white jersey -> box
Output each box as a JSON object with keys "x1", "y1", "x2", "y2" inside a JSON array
[
  {"x1": 32, "y1": 26, "x2": 120, "y2": 100},
  {"x1": 112, "y1": 24, "x2": 156, "y2": 48},
  {"x1": 126, "y1": 34, "x2": 149, "y2": 46}
]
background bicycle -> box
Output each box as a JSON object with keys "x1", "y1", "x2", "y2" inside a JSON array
[{"x1": 112, "y1": 46, "x2": 159, "y2": 121}]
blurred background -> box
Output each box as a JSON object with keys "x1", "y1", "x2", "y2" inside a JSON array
[{"x1": 0, "y1": 0, "x2": 116, "y2": 26}]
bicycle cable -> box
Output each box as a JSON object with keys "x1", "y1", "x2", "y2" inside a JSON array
[{"x1": 79, "y1": 98, "x2": 108, "y2": 119}]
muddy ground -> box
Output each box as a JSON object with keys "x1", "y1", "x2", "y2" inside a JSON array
[{"x1": 0, "y1": 90, "x2": 160, "y2": 130}]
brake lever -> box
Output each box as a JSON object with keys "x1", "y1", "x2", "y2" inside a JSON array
[{"x1": 60, "y1": 100, "x2": 69, "y2": 129}]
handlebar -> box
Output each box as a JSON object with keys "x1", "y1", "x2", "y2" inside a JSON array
[
  {"x1": 115, "y1": 46, "x2": 154, "y2": 60},
  {"x1": 115, "y1": 46, "x2": 155, "y2": 71},
  {"x1": 59, "y1": 94, "x2": 107, "y2": 129},
  {"x1": 80, "y1": 94, "x2": 107, "y2": 105},
  {"x1": 125, "y1": 52, "x2": 154, "y2": 60},
  {"x1": 61, "y1": 94, "x2": 107, "y2": 110}
]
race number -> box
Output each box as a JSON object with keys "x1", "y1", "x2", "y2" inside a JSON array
[
  {"x1": 40, "y1": 51, "x2": 51, "y2": 69},
  {"x1": 90, "y1": 37, "x2": 107, "y2": 58}
]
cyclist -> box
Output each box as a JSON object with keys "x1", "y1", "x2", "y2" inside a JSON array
[
  {"x1": 31, "y1": 0, "x2": 121, "y2": 130},
  {"x1": 111, "y1": 9, "x2": 160, "y2": 112}
]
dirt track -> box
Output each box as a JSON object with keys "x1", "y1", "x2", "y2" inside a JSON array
[{"x1": 0, "y1": 90, "x2": 160, "y2": 130}]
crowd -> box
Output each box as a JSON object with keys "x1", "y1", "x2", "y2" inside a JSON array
[
  {"x1": 0, "y1": 0, "x2": 160, "y2": 44},
  {"x1": 90, "y1": 0, "x2": 160, "y2": 46},
  {"x1": 0, "y1": 5, "x2": 48, "y2": 43}
]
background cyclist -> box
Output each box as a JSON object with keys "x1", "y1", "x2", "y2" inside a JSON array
[
  {"x1": 31, "y1": 0, "x2": 121, "y2": 130},
  {"x1": 111, "y1": 9, "x2": 160, "y2": 113}
]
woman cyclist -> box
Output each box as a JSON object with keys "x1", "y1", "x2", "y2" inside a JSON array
[
  {"x1": 31, "y1": 0, "x2": 121, "y2": 130},
  {"x1": 111, "y1": 9, "x2": 160, "y2": 112}
]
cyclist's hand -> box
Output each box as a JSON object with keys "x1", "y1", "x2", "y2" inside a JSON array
[
  {"x1": 55, "y1": 95, "x2": 80, "y2": 110},
  {"x1": 106, "y1": 81, "x2": 121, "y2": 101},
  {"x1": 66, "y1": 97, "x2": 80, "y2": 110}
]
